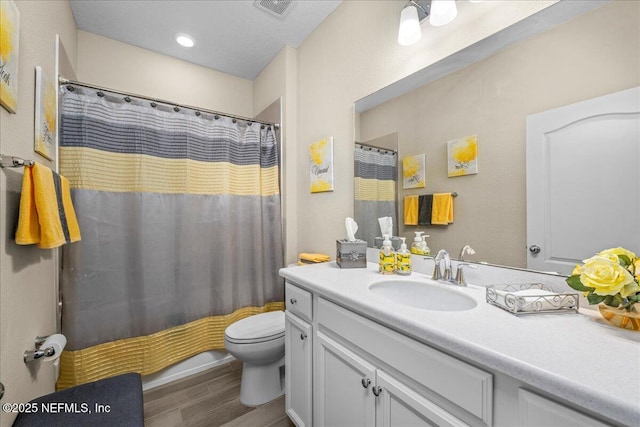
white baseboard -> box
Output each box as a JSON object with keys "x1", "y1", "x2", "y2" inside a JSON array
[{"x1": 142, "y1": 350, "x2": 235, "y2": 391}]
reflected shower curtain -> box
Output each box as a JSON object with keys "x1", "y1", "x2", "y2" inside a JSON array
[
  {"x1": 354, "y1": 145, "x2": 397, "y2": 246},
  {"x1": 57, "y1": 88, "x2": 284, "y2": 389}
]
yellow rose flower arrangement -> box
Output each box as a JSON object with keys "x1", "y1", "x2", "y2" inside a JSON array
[{"x1": 567, "y1": 247, "x2": 640, "y2": 310}]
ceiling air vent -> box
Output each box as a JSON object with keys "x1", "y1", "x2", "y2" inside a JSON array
[{"x1": 254, "y1": 0, "x2": 295, "y2": 19}]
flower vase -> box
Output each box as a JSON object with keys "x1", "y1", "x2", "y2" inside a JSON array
[{"x1": 598, "y1": 305, "x2": 640, "y2": 331}]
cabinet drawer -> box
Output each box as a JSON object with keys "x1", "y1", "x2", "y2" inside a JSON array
[
  {"x1": 286, "y1": 282, "x2": 312, "y2": 322},
  {"x1": 318, "y1": 298, "x2": 493, "y2": 425}
]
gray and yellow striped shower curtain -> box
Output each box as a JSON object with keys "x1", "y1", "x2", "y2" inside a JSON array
[
  {"x1": 354, "y1": 146, "x2": 397, "y2": 246},
  {"x1": 57, "y1": 88, "x2": 284, "y2": 389}
]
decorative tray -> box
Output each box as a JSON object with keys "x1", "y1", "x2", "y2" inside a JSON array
[{"x1": 486, "y1": 283, "x2": 579, "y2": 316}]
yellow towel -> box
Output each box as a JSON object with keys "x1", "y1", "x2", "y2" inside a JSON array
[
  {"x1": 404, "y1": 195, "x2": 419, "y2": 225},
  {"x1": 431, "y1": 193, "x2": 454, "y2": 225},
  {"x1": 16, "y1": 163, "x2": 81, "y2": 249},
  {"x1": 299, "y1": 253, "x2": 331, "y2": 264}
]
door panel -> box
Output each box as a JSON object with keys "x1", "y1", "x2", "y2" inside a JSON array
[
  {"x1": 315, "y1": 331, "x2": 376, "y2": 427},
  {"x1": 526, "y1": 86, "x2": 640, "y2": 274},
  {"x1": 285, "y1": 312, "x2": 312, "y2": 427},
  {"x1": 376, "y1": 370, "x2": 469, "y2": 427}
]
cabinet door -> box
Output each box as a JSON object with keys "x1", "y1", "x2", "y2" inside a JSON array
[
  {"x1": 285, "y1": 312, "x2": 312, "y2": 427},
  {"x1": 519, "y1": 389, "x2": 611, "y2": 427},
  {"x1": 316, "y1": 332, "x2": 376, "y2": 427},
  {"x1": 375, "y1": 370, "x2": 470, "y2": 427}
]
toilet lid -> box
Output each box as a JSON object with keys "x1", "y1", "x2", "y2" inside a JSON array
[{"x1": 225, "y1": 311, "x2": 285, "y2": 341}]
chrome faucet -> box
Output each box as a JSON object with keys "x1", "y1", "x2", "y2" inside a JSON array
[
  {"x1": 458, "y1": 245, "x2": 476, "y2": 262},
  {"x1": 433, "y1": 249, "x2": 452, "y2": 281}
]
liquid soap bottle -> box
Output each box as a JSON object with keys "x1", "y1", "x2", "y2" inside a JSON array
[
  {"x1": 411, "y1": 232, "x2": 425, "y2": 255},
  {"x1": 396, "y1": 237, "x2": 412, "y2": 276},
  {"x1": 421, "y1": 234, "x2": 431, "y2": 256},
  {"x1": 379, "y1": 234, "x2": 396, "y2": 274}
]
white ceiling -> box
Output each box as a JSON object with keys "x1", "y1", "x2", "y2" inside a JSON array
[{"x1": 70, "y1": 0, "x2": 342, "y2": 80}]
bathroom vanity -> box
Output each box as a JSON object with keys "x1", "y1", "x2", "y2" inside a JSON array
[{"x1": 280, "y1": 262, "x2": 639, "y2": 427}]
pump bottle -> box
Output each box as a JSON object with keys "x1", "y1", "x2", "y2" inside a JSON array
[
  {"x1": 411, "y1": 232, "x2": 425, "y2": 255},
  {"x1": 379, "y1": 234, "x2": 396, "y2": 274},
  {"x1": 396, "y1": 237, "x2": 411, "y2": 275}
]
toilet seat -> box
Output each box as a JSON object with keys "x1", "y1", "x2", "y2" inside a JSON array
[{"x1": 224, "y1": 311, "x2": 285, "y2": 344}]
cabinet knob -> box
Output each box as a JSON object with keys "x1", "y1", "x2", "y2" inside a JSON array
[
  {"x1": 300, "y1": 332, "x2": 307, "y2": 340},
  {"x1": 529, "y1": 245, "x2": 541, "y2": 254},
  {"x1": 361, "y1": 378, "x2": 371, "y2": 388},
  {"x1": 372, "y1": 386, "x2": 382, "y2": 397},
  {"x1": 290, "y1": 298, "x2": 297, "y2": 304}
]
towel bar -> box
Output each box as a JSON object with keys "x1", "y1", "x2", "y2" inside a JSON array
[{"x1": 0, "y1": 154, "x2": 35, "y2": 168}]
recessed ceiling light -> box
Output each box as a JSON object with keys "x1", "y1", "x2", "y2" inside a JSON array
[{"x1": 175, "y1": 33, "x2": 195, "y2": 48}]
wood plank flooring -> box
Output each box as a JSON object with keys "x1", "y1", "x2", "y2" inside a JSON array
[{"x1": 144, "y1": 360, "x2": 294, "y2": 427}]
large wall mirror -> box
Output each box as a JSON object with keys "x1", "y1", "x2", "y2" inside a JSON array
[{"x1": 354, "y1": 0, "x2": 640, "y2": 274}]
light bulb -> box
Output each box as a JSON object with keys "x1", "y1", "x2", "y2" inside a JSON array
[
  {"x1": 175, "y1": 33, "x2": 195, "y2": 48},
  {"x1": 398, "y1": 5, "x2": 422, "y2": 46},
  {"x1": 430, "y1": 0, "x2": 458, "y2": 27}
]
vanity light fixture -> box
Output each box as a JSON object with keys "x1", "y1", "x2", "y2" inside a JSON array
[
  {"x1": 398, "y1": 1, "x2": 429, "y2": 46},
  {"x1": 175, "y1": 33, "x2": 195, "y2": 48},
  {"x1": 398, "y1": 0, "x2": 468, "y2": 46}
]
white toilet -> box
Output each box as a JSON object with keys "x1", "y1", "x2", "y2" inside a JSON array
[{"x1": 224, "y1": 310, "x2": 285, "y2": 406}]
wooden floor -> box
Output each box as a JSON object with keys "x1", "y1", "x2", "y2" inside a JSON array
[{"x1": 143, "y1": 360, "x2": 295, "y2": 427}]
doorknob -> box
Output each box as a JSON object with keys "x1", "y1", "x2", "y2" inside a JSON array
[{"x1": 529, "y1": 245, "x2": 541, "y2": 254}]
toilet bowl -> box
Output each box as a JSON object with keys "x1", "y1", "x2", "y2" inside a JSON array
[{"x1": 224, "y1": 311, "x2": 285, "y2": 406}]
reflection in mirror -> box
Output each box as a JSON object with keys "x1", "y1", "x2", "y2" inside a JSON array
[
  {"x1": 354, "y1": 133, "x2": 398, "y2": 247},
  {"x1": 354, "y1": 1, "x2": 640, "y2": 274}
]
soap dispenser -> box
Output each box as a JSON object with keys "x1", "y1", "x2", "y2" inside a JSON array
[
  {"x1": 421, "y1": 234, "x2": 431, "y2": 256},
  {"x1": 396, "y1": 237, "x2": 411, "y2": 276},
  {"x1": 379, "y1": 234, "x2": 396, "y2": 274},
  {"x1": 411, "y1": 232, "x2": 424, "y2": 255}
]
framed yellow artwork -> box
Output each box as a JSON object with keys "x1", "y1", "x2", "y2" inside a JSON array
[
  {"x1": 0, "y1": 0, "x2": 20, "y2": 113},
  {"x1": 448, "y1": 135, "x2": 478, "y2": 177},
  {"x1": 34, "y1": 66, "x2": 56, "y2": 160},
  {"x1": 309, "y1": 137, "x2": 334, "y2": 193}
]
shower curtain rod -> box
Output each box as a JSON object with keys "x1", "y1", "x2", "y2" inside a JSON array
[
  {"x1": 58, "y1": 76, "x2": 280, "y2": 130},
  {"x1": 355, "y1": 142, "x2": 397, "y2": 154}
]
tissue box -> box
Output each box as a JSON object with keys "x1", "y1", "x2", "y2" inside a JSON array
[
  {"x1": 336, "y1": 239, "x2": 367, "y2": 268},
  {"x1": 374, "y1": 236, "x2": 402, "y2": 251}
]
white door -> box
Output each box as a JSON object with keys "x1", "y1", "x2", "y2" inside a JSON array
[
  {"x1": 526, "y1": 86, "x2": 640, "y2": 274},
  {"x1": 285, "y1": 312, "x2": 312, "y2": 427},
  {"x1": 375, "y1": 370, "x2": 469, "y2": 427},
  {"x1": 315, "y1": 331, "x2": 376, "y2": 427}
]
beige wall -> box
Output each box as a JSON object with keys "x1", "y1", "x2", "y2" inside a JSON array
[
  {"x1": 294, "y1": 0, "x2": 557, "y2": 257},
  {"x1": 0, "y1": 1, "x2": 77, "y2": 425},
  {"x1": 359, "y1": 1, "x2": 639, "y2": 268},
  {"x1": 77, "y1": 31, "x2": 254, "y2": 118},
  {"x1": 254, "y1": 46, "x2": 298, "y2": 265}
]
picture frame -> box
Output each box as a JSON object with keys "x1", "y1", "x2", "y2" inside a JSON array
[
  {"x1": 0, "y1": 0, "x2": 20, "y2": 113},
  {"x1": 34, "y1": 66, "x2": 56, "y2": 160},
  {"x1": 402, "y1": 153, "x2": 426, "y2": 189},
  {"x1": 448, "y1": 135, "x2": 478, "y2": 177},
  {"x1": 309, "y1": 136, "x2": 334, "y2": 193}
]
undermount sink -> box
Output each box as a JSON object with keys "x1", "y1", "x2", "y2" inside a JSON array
[{"x1": 369, "y1": 280, "x2": 477, "y2": 312}]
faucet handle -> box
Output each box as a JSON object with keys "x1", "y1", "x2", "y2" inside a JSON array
[
  {"x1": 432, "y1": 259, "x2": 443, "y2": 281},
  {"x1": 455, "y1": 263, "x2": 479, "y2": 286}
]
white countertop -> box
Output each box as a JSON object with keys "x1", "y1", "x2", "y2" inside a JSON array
[{"x1": 280, "y1": 261, "x2": 640, "y2": 427}]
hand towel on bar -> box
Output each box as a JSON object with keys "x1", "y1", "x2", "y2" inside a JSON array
[
  {"x1": 431, "y1": 193, "x2": 454, "y2": 225},
  {"x1": 418, "y1": 194, "x2": 433, "y2": 225},
  {"x1": 298, "y1": 253, "x2": 331, "y2": 265},
  {"x1": 403, "y1": 195, "x2": 419, "y2": 225},
  {"x1": 15, "y1": 163, "x2": 81, "y2": 249}
]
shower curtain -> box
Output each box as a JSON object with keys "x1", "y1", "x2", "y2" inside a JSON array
[
  {"x1": 57, "y1": 87, "x2": 284, "y2": 389},
  {"x1": 354, "y1": 145, "x2": 397, "y2": 246}
]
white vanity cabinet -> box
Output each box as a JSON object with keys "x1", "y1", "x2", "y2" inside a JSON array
[
  {"x1": 316, "y1": 297, "x2": 491, "y2": 427},
  {"x1": 285, "y1": 282, "x2": 313, "y2": 427}
]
